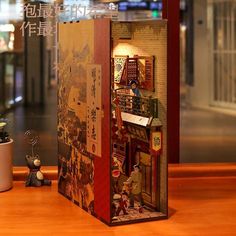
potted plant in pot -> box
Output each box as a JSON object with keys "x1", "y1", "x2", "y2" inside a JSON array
[{"x1": 0, "y1": 120, "x2": 13, "y2": 192}]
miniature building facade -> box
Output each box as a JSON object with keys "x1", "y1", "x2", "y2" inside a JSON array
[{"x1": 58, "y1": 19, "x2": 167, "y2": 225}]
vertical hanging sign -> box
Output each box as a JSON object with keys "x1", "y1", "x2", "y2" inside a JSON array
[
  {"x1": 151, "y1": 131, "x2": 162, "y2": 155},
  {"x1": 87, "y1": 64, "x2": 102, "y2": 157}
]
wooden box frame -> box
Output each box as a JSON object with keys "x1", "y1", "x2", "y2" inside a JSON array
[{"x1": 58, "y1": 19, "x2": 168, "y2": 226}]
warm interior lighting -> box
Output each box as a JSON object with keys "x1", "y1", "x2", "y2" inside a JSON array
[{"x1": 113, "y1": 42, "x2": 147, "y2": 57}]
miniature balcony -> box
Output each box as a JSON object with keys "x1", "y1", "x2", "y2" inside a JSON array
[{"x1": 115, "y1": 93, "x2": 158, "y2": 118}]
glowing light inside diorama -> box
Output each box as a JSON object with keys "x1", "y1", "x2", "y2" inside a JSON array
[
  {"x1": 113, "y1": 43, "x2": 132, "y2": 56},
  {"x1": 0, "y1": 24, "x2": 15, "y2": 32},
  {"x1": 113, "y1": 43, "x2": 147, "y2": 57}
]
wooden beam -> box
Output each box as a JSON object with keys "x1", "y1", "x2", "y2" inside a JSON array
[{"x1": 163, "y1": 0, "x2": 180, "y2": 163}]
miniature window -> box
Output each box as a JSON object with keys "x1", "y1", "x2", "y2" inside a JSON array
[{"x1": 112, "y1": 55, "x2": 155, "y2": 91}]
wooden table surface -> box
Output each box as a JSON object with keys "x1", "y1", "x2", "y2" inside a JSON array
[{"x1": 0, "y1": 176, "x2": 236, "y2": 236}]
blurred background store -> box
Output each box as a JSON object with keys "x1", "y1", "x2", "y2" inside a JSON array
[
  {"x1": 0, "y1": 0, "x2": 58, "y2": 165},
  {"x1": 0, "y1": 0, "x2": 236, "y2": 165},
  {"x1": 180, "y1": 0, "x2": 236, "y2": 162}
]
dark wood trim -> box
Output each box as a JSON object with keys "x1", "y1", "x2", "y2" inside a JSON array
[
  {"x1": 163, "y1": 0, "x2": 180, "y2": 163},
  {"x1": 93, "y1": 18, "x2": 111, "y2": 224}
]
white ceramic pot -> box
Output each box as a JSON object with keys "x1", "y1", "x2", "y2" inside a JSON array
[{"x1": 0, "y1": 139, "x2": 13, "y2": 192}]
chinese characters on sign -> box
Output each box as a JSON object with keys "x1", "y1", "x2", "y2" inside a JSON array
[
  {"x1": 20, "y1": 3, "x2": 58, "y2": 37},
  {"x1": 87, "y1": 65, "x2": 102, "y2": 157},
  {"x1": 20, "y1": 3, "x2": 118, "y2": 37},
  {"x1": 20, "y1": 21, "x2": 55, "y2": 37},
  {"x1": 20, "y1": 2, "x2": 118, "y2": 73}
]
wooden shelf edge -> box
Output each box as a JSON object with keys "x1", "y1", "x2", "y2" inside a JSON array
[
  {"x1": 168, "y1": 163, "x2": 236, "y2": 178},
  {"x1": 13, "y1": 166, "x2": 58, "y2": 181},
  {"x1": 13, "y1": 163, "x2": 236, "y2": 181}
]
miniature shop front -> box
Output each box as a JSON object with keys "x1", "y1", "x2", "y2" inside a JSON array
[{"x1": 57, "y1": 19, "x2": 167, "y2": 225}]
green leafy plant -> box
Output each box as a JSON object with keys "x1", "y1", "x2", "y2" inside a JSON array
[{"x1": 0, "y1": 120, "x2": 10, "y2": 144}]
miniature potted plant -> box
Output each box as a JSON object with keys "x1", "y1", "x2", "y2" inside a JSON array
[{"x1": 0, "y1": 119, "x2": 13, "y2": 192}]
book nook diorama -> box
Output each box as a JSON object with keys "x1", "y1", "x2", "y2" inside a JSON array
[{"x1": 58, "y1": 19, "x2": 167, "y2": 225}]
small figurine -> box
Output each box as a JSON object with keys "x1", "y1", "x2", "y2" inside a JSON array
[
  {"x1": 25, "y1": 154, "x2": 51, "y2": 187},
  {"x1": 24, "y1": 130, "x2": 51, "y2": 187},
  {"x1": 112, "y1": 193, "x2": 121, "y2": 220},
  {"x1": 129, "y1": 80, "x2": 141, "y2": 97},
  {"x1": 116, "y1": 191, "x2": 129, "y2": 216},
  {"x1": 129, "y1": 80, "x2": 141, "y2": 113},
  {"x1": 112, "y1": 154, "x2": 123, "y2": 178},
  {"x1": 124, "y1": 164, "x2": 144, "y2": 208}
]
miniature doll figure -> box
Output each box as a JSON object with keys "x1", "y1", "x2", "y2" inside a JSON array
[
  {"x1": 116, "y1": 191, "x2": 129, "y2": 216},
  {"x1": 111, "y1": 194, "x2": 120, "y2": 220},
  {"x1": 25, "y1": 155, "x2": 51, "y2": 187},
  {"x1": 130, "y1": 80, "x2": 141, "y2": 97},
  {"x1": 124, "y1": 164, "x2": 144, "y2": 209},
  {"x1": 112, "y1": 154, "x2": 123, "y2": 178},
  {"x1": 129, "y1": 80, "x2": 141, "y2": 113}
]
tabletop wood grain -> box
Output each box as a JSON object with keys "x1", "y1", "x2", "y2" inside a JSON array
[{"x1": 0, "y1": 175, "x2": 236, "y2": 236}]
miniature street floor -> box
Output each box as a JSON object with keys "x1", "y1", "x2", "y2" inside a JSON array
[{"x1": 112, "y1": 203, "x2": 165, "y2": 223}]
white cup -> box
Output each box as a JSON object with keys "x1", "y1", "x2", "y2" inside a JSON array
[{"x1": 0, "y1": 139, "x2": 13, "y2": 192}]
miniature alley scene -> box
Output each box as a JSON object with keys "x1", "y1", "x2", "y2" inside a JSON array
[
  {"x1": 57, "y1": 19, "x2": 167, "y2": 225},
  {"x1": 110, "y1": 21, "x2": 167, "y2": 223}
]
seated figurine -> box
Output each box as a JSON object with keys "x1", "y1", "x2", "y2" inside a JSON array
[
  {"x1": 25, "y1": 155, "x2": 51, "y2": 187},
  {"x1": 129, "y1": 80, "x2": 141, "y2": 97},
  {"x1": 129, "y1": 80, "x2": 142, "y2": 114}
]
